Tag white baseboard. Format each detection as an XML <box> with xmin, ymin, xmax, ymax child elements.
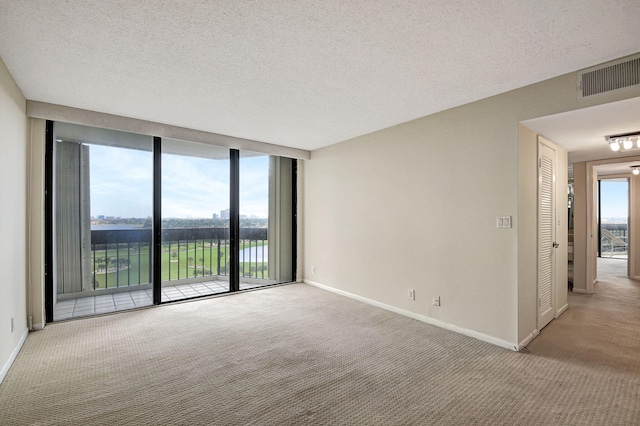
<box><xmin>0</xmin><ymin>328</ymin><xmax>29</xmax><ymax>384</ymax></box>
<box><xmin>518</xmin><ymin>329</ymin><xmax>539</xmax><ymax>350</ymax></box>
<box><xmin>304</xmin><ymin>279</ymin><xmax>520</xmax><ymax>352</ymax></box>
<box><xmin>31</xmin><ymin>322</ymin><xmax>44</xmax><ymax>331</ymax></box>
<box><xmin>572</xmin><ymin>288</ymin><xmax>587</xmax><ymax>293</ymax></box>
<box><xmin>557</xmin><ymin>303</ymin><xmax>569</xmax><ymax>316</ymax></box>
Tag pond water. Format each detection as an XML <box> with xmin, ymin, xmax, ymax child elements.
<box><xmin>239</xmin><ymin>245</ymin><xmax>268</xmax><ymax>262</ymax></box>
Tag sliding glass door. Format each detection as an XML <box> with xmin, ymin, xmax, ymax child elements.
<box><xmin>240</xmin><ymin>152</ymin><xmax>295</xmax><ymax>288</ymax></box>
<box><xmin>52</xmin><ymin>123</ymin><xmax>153</xmax><ymax>320</ymax></box>
<box><xmin>161</xmin><ymin>139</ymin><xmax>231</xmax><ymax>302</ymax></box>
<box><xmin>47</xmin><ymin>121</ymin><xmax>296</xmax><ymax>321</ymax></box>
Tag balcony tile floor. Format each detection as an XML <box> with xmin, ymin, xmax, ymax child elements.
<box><xmin>54</xmin><ymin>280</ymin><xmax>266</xmax><ymax>321</ymax></box>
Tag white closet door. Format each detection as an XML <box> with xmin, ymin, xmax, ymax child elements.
<box><xmin>538</xmin><ymin>140</ymin><xmax>556</xmax><ymax>330</ymax></box>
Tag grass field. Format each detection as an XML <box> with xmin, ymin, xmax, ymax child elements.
<box><xmin>91</xmin><ymin>241</ymin><xmax>267</xmax><ymax>289</ymax></box>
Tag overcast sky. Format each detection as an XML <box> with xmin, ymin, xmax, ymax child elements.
<box><xmin>89</xmin><ymin>145</ymin><xmax>269</xmax><ymax>219</ymax></box>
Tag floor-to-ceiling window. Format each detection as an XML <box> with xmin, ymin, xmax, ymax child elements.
<box><xmin>160</xmin><ymin>139</ymin><xmax>231</xmax><ymax>302</ymax></box>
<box><xmin>52</xmin><ymin>123</ymin><xmax>154</xmax><ymax>320</ymax></box>
<box><xmin>598</xmin><ymin>178</ymin><xmax>629</xmax><ymax>263</ymax></box>
<box><xmin>47</xmin><ymin>122</ymin><xmax>296</xmax><ymax>321</ymax></box>
<box><xmin>239</xmin><ymin>152</ymin><xmax>295</xmax><ymax>287</ymax></box>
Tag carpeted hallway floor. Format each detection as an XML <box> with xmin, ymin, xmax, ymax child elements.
<box><xmin>528</xmin><ymin>257</ymin><xmax>640</xmax><ymax>374</ymax></box>
<box><xmin>1</xmin><ymin>260</ymin><xmax>639</xmax><ymax>425</ymax></box>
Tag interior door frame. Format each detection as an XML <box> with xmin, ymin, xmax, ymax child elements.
<box><xmin>597</xmin><ymin>175</ymin><xmax>631</xmax><ymax>277</ymax></box>
<box><xmin>577</xmin><ymin>157</ymin><xmax>640</xmax><ymax>292</ymax></box>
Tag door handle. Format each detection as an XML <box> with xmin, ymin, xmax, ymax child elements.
<box><xmin>553</xmin><ymin>242</ymin><xmax>559</xmax><ymax>248</ymax></box>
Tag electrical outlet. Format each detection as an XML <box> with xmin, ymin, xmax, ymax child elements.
<box><xmin>433</xmin><ymin>295</ymin><xmax>440</xmax><ymax>307</ymax></box>
<box><xmin>11</xmin><ymin>317</ymin><xmax>15</xmax><ymax>333</ymax></box>
<box><xmin>312</xmin><ymin>266</ymin><xmax>316</xmax><ymax>274</ymax></box>
<box><xmin>407</xmin><ymin>289</ymin><xmax>415</xmax><ymax>300</ymax></box>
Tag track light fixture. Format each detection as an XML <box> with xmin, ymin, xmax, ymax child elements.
<box><xmin>607</xmin><ymin>131</ymin><xmax>640</xmax><ymax>152</ymax></box>
<box><xmin>624</xmin><ymin>138</ymin><xmax>634</xmax><ymax>150</ymax></box>
<box><xmin>632</xmin><ymin>165</ymin><xmax>640</xmax><ymax>175</ymax></box>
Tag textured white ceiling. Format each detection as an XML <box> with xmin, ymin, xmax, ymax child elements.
<box><xmin>1</xmin><ymin>1</ymin><xmax>640</xmax><ymax>151</ymax></box>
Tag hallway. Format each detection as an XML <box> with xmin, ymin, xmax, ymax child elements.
<box><xmin>528</xmin><ymin>257</ymin><xmax>640</xmax><ymax>373</ymax></box>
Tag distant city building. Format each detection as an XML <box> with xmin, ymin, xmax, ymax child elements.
<box><xmin>221</xmin><ymin>209</ymin><xmax>229</xmax><ymax>219</ymax></box>
<box><xmin>97</xmin><ymin>215</ymin><xmax>105</xmax><ymax>220</ymax></box>
<box><xmin>212</xmin><ymin>213</ymin><xmax>218</xmax><ymax>219</ymax></box>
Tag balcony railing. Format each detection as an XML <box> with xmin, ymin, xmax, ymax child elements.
<box><xmin>86</xmin><ymin>227</ymin><xmax>268</xmax><ymax>293</ymax></box>
<box><xmin>600</xmin><ymin>223</ymin><xmax>628</xmax><ymax>258</ymax></box>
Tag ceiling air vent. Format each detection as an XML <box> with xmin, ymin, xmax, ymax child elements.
<box><xmin>578</xmin><ymin>54</ymin><xmax>640</xmax><ymax>100</ymax></box>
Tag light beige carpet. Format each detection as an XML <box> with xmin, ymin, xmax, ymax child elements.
<box><xmin>1</xmin><ymin>274</ymin><xmax>639</xmax><ymax>425</ymax></box>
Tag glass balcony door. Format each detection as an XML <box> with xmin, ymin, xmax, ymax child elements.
<box><xmin>160</xmin><ymin>139</ymin><xmax>231</xmax><ymax>302</ymax></box>
<box><xmin>47</xmin><ymin>122</ymin><xmax>296</xmax><ymax>321</ymax></box>
<box><xmin>239</xmin><ymin>152</ymin><xmax>295</xmax><ymax>288</ymax></box>
<box><xmin>52</xmin><ymin>123</ymin><xmax>153</xmax><ymax>320</ymax></box>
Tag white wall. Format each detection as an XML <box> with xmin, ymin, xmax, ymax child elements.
<box><xmin>517</xmin><ymin>125</ymin><xmax>539</xmax><ymax>343</ymax></box>
<box><xmin>573</xmin><ymin>162</ymin><xmax>588</xmax><ymax>292</ymax></box>
<box><xmin>0</xmin><ymin>56</ymin><xmax>28</xmax><ymax>382</ymax></box>
<box><xmin>305</xmin><ymin>102</ymin><xmax>520</xmax><ymax>347</ymax></box>
<box><xmin>304</xmin><ymin>58</ymin><xmax>640</xmax><ymax>349</ymax></box>
<box><xmin>556</xmin><ymin>147</ymin><xmax>569</xmax><ymax>315</ymax></box>
<box><xmin>28</xmin><ymin>118</ymin><xmax>46</xmax><ymax>330</ymax></box>
<box><xmin>631</xmin><ymin>173</ymin><xmax>640</xmax><ymax>279</ymax></box>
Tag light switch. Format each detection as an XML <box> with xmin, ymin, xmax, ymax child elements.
<box><xmin>496</xmin><ymin>216</ymin><xmax>512</xmax><ymax>228</ymax></box>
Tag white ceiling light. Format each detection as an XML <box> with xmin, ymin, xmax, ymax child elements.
<box><xmin>607</xmin><ymin>132</ymin><xmax>640</xmax><ymax>152</ymax></box>
<box><xmin>631</xmin><ymin>165</ymin><xmax>640</xmax><ymax>175</ymax></box>
<box><xmin>609</xmin><ymin>139</ymin><xmax>621</xmax><ymax>151</ymax></box>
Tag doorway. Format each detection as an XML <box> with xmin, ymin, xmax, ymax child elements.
<box><xmin>598</xmin><ymin>178</ymin><xmax>629</xmax><ymax>279</ymax></box>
